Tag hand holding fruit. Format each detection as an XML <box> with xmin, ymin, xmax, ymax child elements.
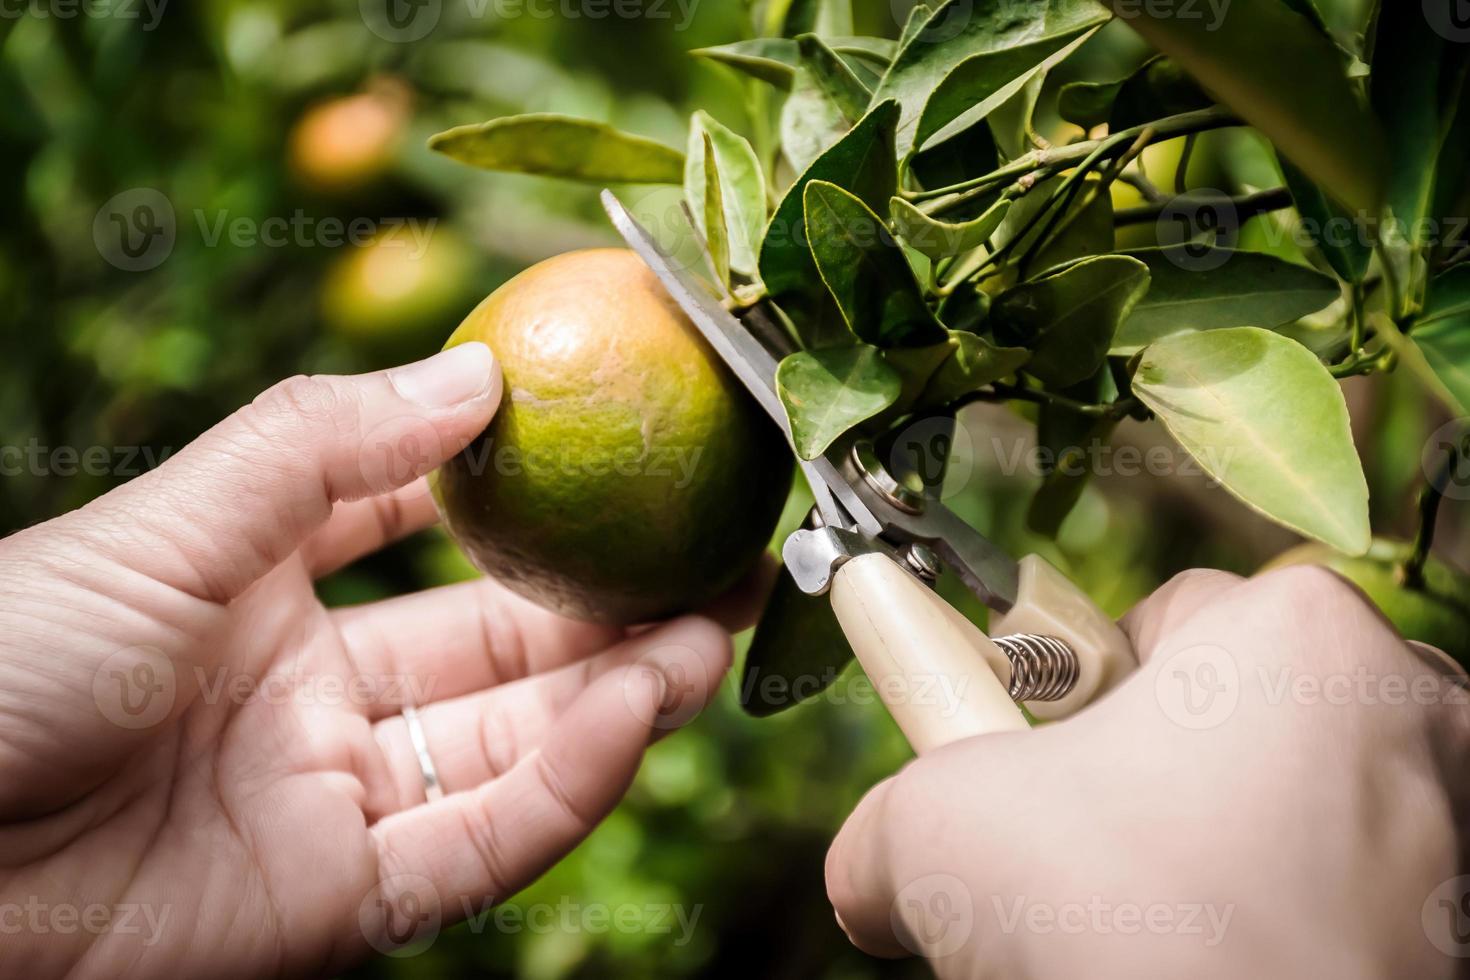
<box><xmin>0</xmin><ymin>343</ymin><xmax>766</xmax><ymax>977</ymax></box>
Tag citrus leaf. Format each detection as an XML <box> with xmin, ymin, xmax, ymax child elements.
<box><xmin>1413</xmin><ymin>266</ymin><xmax>1470</xmax><ymax>415</ymax></box>
<box><xmin>781</xmin><ymin>67</ymin><xmax>853</xmax><ymax>174</ymax></box>
<box><xmin>1028</xmin><ymin>371</ymin><xmax>1120</xmax><ymax>538</ymax></box>
<box><xmin>1102</xmin><ymin>0</ymin><xmax>1385</xmax><ymax>213</ymax></box>
<box><xmin>1133</xmin><ymin>326</ymin><xmax>1371</xmax><ymax>555</ymax></box>
<box><xmin>741</xmin><ymin>564</ymin><xmax>853</xmax><ymax>717</ymax></box>
<box><xmin>890</xmin><ymin>195</ymin><xmax>1011</xmax><ymax>260</ymax></box>
<box><xmin>796</xmin><ymin>34</ymin><xmax>871</xmax><ymax>123</ymax></box>
<box><xmin>685</xmin><ymin>111</ymin><xmax>766</xmax><ymax>278</ymax></box>
<box><xmin>909</xmin><ymin>114</ymin><xmax>999</xmax><ymax>192</ymax></box>
<box><xmin>1059</xmin><ymin>55</ymin><xmax>1211</xmax><ymax>131</ymax></box>
<box><xmin>804</xmin><ymin>181</ymin><xmax>946</xmax><ymax>348</ymax></box>
<box><xmin>699</xmin><ymin>133</ymin><xmax>731</xmax><ymax>286</ymax></box>
<box><xmin>1369</xmin><ymin>3</ymin><xmax>1470</xmax><ymax>250</ymax></box>
<box><xmin>776</xmin><ymin>346</ymin><xmax>902</xmax><ymax>460</ymax></box>
<box><xmin>1057</xmin><ymin>77</ymin><xmax>1124</xmax><ymax>131</ymax></box>
<box><xmin>760</xmin><ymin>100</ymin><xmax>899</xmax><ymax>313</ymax></box>
<box><xmin>1278</xmin><ymin>155</ymin><xmax>1372</xmax><ymax>284</ymax></box>
<box><xmin>993</xmin><ymin>255</ymin><xmax>1151</xmax><ymax>388</ymax></box>
<box><xmin>428</xmin><ymin>114</ymin><xmax>684</xmax><ymax>184</ymax></box>
<box><xmin>691</xmin><ymin>37</ymin><xmax>896</xmax><ymax>91</ymax></box>
<box><xmin>1111</xmin><ymin>246</ymin><xmax>1341</xmax><ymax>355</ymax></box>
<box><xmin>918</xmin><ymin>330</ymin><xmax>1030</xmax><ymax>410</ymax></box>
<box><xmin>873</xmin><ymin>0</ymin><xmax>1110</xmax><ymax>158</ymax></box>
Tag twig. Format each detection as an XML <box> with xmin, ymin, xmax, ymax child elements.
<box><xmin>1402</xmin><ymin>443</ymin><xmax>1458</xmax><ymax>590</ymax></box>
<box><xmin>1113</xmin><ymin>186</ymin><xmax>1294</xmax><ymax>227</ymax></box>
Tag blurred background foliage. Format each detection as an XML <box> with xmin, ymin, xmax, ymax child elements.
<box><xmin>0</xmin><ymin>0</ymin><xmax>1460</xmax><ymax>977</ymax></box>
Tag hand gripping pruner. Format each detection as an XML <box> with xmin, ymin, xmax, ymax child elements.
<box><xmin>602</xmin><ymin>191</ymin><xmax>1138</xmax><ymax>753</ymax></box>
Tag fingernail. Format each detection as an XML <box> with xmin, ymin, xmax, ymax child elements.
<box><xmin>389</xmin><ymin>343</ymin><xmax>496</xmax><ymax>408</ymax></box>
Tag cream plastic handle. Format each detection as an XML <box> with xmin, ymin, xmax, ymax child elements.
<box><xmin>830</xmin><ymin>553</ymin><xmax>1029</xmax><ymax>754</ymax></box>
<box><xmin>993</xmin><ymin>555</ymin><xmax>1137</xmax><ymax>722</ymax></box>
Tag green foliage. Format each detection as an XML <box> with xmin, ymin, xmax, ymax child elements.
<box><xmin>740</xmin><ymin>566</ymin><xmax>854</xmax><ymax>716</ymax></box>
<box><xmin>428</xmin><ymin>115</ymin><xmax>685</xmax><ymax>184</ymax></box>
<box><xmin>1134</xmin><ymin>328</ymin><xmax>1371</xmax><ymax>555</ymax></box>
<box><xmin>416</xmin><ymin>0</ymin><xmax>1462</xmax><ymax>716</ymax></box>
<box><xmin>1111</xmin><ymin>247</ymin><xmax>1341</xmax><ymax>354</ymax></box>
<box><xmin>775</xmin><ymin>346</ymin><xmax>901</xmax><ymax>460</ymax></box>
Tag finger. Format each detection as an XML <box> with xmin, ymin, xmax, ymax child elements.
<box><xmin>366</xmin><ymin>618</ymin><xmax>729</xmax><ymax>915</ymax></box>
<box><xmin>369</xmin><ymin>617</ymin><xmax>731</xmax><ymax>813</ymax></box>
<box><xmin>334</xmin><ymin>576</ymin><xmax>625</xmax><ymax>718</ymax></box>
<box><xmin>825</xmin><ymin>776</ymin><xmax>912</xmax><ymax>959</ymax></box>
<box><xmin>301</xmin><ymin>479</ymin><xmax>441</xmax><ymax>578</ymax></box>
<box><xmin>83</xmin><ymin>343</ymin><xmax>501</xmax><ymax>602</ymax></box>
<box><xmin>1120</xmin><ymin>568</ymin><xmax>1243</xmax><ymax>665</ymax></box>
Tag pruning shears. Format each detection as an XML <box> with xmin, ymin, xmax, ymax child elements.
<box><xmin>602</xmin><ymin>191</ymin><xmax>1137</xmax><ymax>753</ymax></box>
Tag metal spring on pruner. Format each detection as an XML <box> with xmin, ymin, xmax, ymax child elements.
<box><xmin>992</xmin><ymin>634</ymin><xmax>1079</xmax><ymax>702</ymax></box>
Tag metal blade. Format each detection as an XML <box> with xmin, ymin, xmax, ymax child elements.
<box><xmin>601</xmin><ymin>190</ymin><xmax>881</xmax><ymax>538</ymax></box>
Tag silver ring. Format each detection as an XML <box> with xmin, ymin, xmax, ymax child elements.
<box><xmin>401</xmin><ymin>704</ymin><xmax>444</xmax><ymax>802</ymax></box>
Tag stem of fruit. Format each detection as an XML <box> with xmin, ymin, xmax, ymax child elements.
<box><xmin>910</xmin><ymin>107</ymin><xmax>1239</xmax><ymax>216</ymax></box>
<box><xmin>1402</xmin><ymin>445</ymin><xmax>1456</xmax><ymax>591</ymax></box>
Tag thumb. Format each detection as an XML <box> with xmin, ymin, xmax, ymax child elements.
<box><xmin>87</xmin><ymin>342</ymin><xmax>500</xmax><ymax>601</ymax></box>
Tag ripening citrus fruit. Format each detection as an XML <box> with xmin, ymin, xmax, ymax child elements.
<box><xmin>1263</xmin><ymin>538</ymin><xmax>1470</xmax><ymax>666</ymax></box>
<box><xmin>288</xmin><ymin>80</ymin><xmax>409</xmax><ymax>192</ymax></box>
<box><xmin>433</xmin><ymin>249</ymin><xmax>791</xmax><ymax>624</ymax></box>
<box><xmin>322</xmin><ymin>225</ymin><xmax>474</xmax><ymax>347</ymax></box>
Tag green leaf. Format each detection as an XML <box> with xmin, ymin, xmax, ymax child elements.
<box><xmin>890</xmin><ymin>195</ymin><xmax>1011</xmax><ymax>261</ymax></box>
<box><xmin>1058</xmin><ymin>56</ymin><xmax>1211</xmax><ymax>132</ymax></box>
<box><xmin>776</xmin><ymin>346</ymin><xmax>903</xmax><ymax>459</ymax></box>
<box><xmin>691</xmin><ymin>37</ymin><xmax>897</xmax><ymax>91</ymax></box>
<box><xmin>781</xmin><ymin>70</ymin><xmax>852</xmax><ymax>175</ymax></box>
<box><xmin>740</xmin><ymin>565</ymin><xmax>853</xmax><ymax>717</ymax></box>
<box><xmin>1028</xmin><ymin>371</ymin><xmax>1119</xmax><ymax>537</ymax></box>
<box><xmin>760</xmin><ymin>100</ymin><xmax>900</xmax><ymax>316</ymax></box>
<box><xmin>1413</xmin><ymin>266</ymin><xmax>1470</xmax><ymax>415</ymax></box>
<box><xmin>804</xmin><ymin>181</ymin><xmax>946</xmax><ymax>348</ymax></box>
<box><xmin>1022</xmin><ymin>178</ymin><xmax>1114</xmax><ymax>278</ymax></box>
<box><xmin>1112</xmin><ymin>247</ymin><xmax>1341</xmax><ymax>355</ymax></box>
<box><xmin>1278</xmin><ymin>155</ymin><xmax>1372</xmax><ymax>284</ymax></box>
<box><xmin>918</xmin><ymin>330</ymin><xmax>1030</xmax><ymax>409</ymax></box>
<box><xmin>685</xmin><ymin>111</ymin><xmax>767</xmax><ymax>278</ymax></box>
<box><xmin>1369</xmin><ymin>4</ymin><xmax>1469</xmax><ymax>250</ymax></box>
<box><xmin>993</xmin><ymin>255</ymin><xmax>1150</xmax><ymax>388</ymax></box>
<box><xmin>1133</xmin><ymin>327</ymin><xmax>1371</xmax><ymax>554</ymax></box>
<box><xmin>699</xmin><ymin>133</ymin><xmax>731</xmax><ymax>286</ymax></box>
<box><xmin>872</xmin><ymin>0</ymin><xmax>1110</xmax><ymax>158</ymax></box>
<box><xmin>908</xmin><ymin>114</ymin><xmax>999</xmax><ymax>192</ymax></box>
<box><xmin>987</xmin><ymin>69</ymin><xmax>1047</xmax><ymax>161</ymax></box>
<box><xmin>1102</xmin><ymin>0</ymin><xmax>1385</xmax><ymax>213</ymax></box>
<box><xmin>796</xmin><ymin>34</ymin><xmax>871</xmax><ymax>123</ymax></box>
<box><xmin>428</xmin><ymin>114</ymin><xmax>684</xmax><ymax>184</ymax></box>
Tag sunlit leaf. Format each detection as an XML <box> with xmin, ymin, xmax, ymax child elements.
<box><xmin>1112</xmin><ymin>246</ymin><xmax>1340</xmax><ymax>355</ymax></box>
<box><xmin>918</xmin><ymin>330</ymin><xmax>1030</xmax><ymax>409</ymax></box>
<box><xmin>700</xmin><ymin>133</ymin><xmax>730</xmax><ymax>286</ymax></box>
<box><xmin>873</xmin><ymin>0</ymin><xmax>1109</xmax><ymax>158</ymax></box>
<box><xmin>1133</xmin><ymin>327</ymin><xmax>1370</xmax><ymax>554</ymax></box>
<box><xmin>685</xmin><ymin>111</ymin><xmax>766</xmax><ymax>278</ymax></box>
<box><xmin>691</xmin><ymin>37</ymin><xmax>896</xmax><ymax>91</ymax></box>
<box><xmin>804</xmin><ymin>181</ymin><xmax>946</xmax><ymax>348</ymax></box>
<box><xmin>761</xmin><ymin>100</ymin><xmax>900</xmax><ymax>327</ymax></box>
<box><xmin>993</xmin><ymin>255</ymin><xmax>1150</xmax><ymax>388</ymax></box>
<box><xmin>890</xmin><ymin>195</ymin><xmax>1010</xmax><ymax>260</ymax></box>
<box><xmin>796</xmin><ymin>34</ymin><xmax>871</xmax><ymax>123</ymax></box>
<box><xmin>777</xmin><ymin>346</ymin><xmax>902</xmax><ymax>459</ymax></box>
<box><xmin>428</xmin><ymin>114</ymin><xmax>684</xmax><ymax>183</ymax></box>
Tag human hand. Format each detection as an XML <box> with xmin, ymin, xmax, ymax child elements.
<box><xmin>0</xmin><ymin>343</ymin><xmax>758</xmax><ymax>978</ymax></box>
<box><xmin>827</xmin><ymin>567</ymin><xmax>1470</xmax><ymax>979</ymax></box>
